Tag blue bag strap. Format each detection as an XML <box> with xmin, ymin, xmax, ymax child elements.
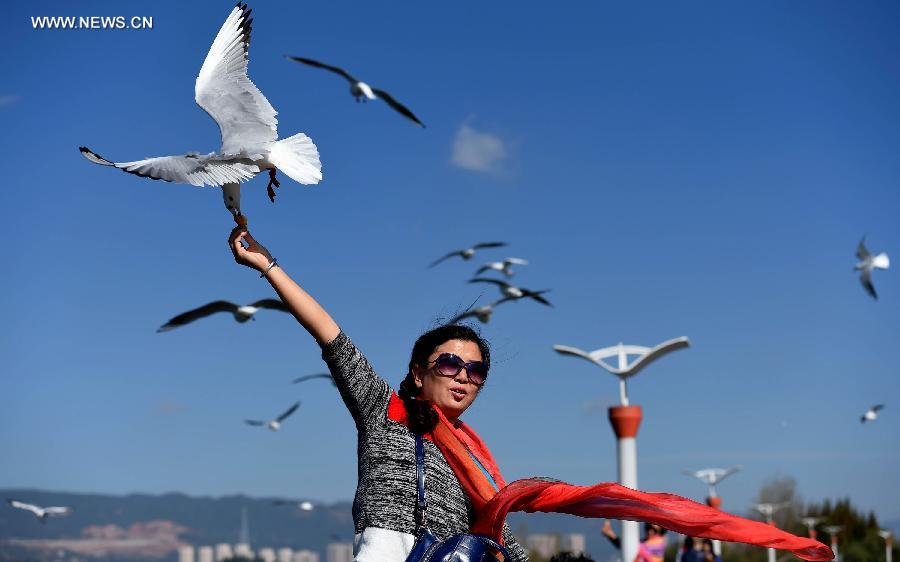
<box><xmin>414</xmin><ymin>433</ymin><xmax>428</xmax><ymax>529</ymax></box>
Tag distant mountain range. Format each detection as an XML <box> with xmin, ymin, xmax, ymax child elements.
<box><xmin>0</xmin><ymin>489</ymin><xmax>618</xmax><ymax>561</ymax></box>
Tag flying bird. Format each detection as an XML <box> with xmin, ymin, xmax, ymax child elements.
<box><xmin>245</xmin><ymin>402</ymin><xmax>300</xmax><ymax>431</ymax></box>
<box><xmin>429</xmin><ymin>242</ymin><xmax>508</xmax><ymax>268</ymax></box>
<box><xmin>468</xmin><ymin>278</ymin><xmax>552</xmax><ymax>306</ymax></box>
<box><xmin>286</xmin><ymin>56</ymin><xmax>425</xmax><ymax>127</ymax></box>
<box><xmin>860</xmin><ymin>404</ymin><xmax>884</xmax><ymax>423</ymax></box>
<box><xmin>291</xmin><ymin>373</ymin><xmax>336</xmax><ymax>387</ymax></box>
<box><xmin>158</xmin><ymin>299</ymin><xmax>289</xmax><ymax>332</ymax></box>
<box><xmin>855</xmin><ymin>238</ymin><xmax>890</xmax><ymax>299</ymax></box>
<box><xmin>80</xmin><ymin>3</ymin><xmax>322</xmax><ymax>224</ymax></box>
<box><xmin>449</xmin><ymin>298</ymin><xmax>515</xmax><ymax>324</ymax></box>
<box><xmin>475</xmin><ymin>258</ymin><xmax>528</xmax><ymax>278</ymax></box>
<box><xmin>6</xmin><ymin>499</ymin><xmax>73</xmax><ymax>523</ymax></box>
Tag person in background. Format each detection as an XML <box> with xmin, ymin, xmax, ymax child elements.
<box><xmin>681</xmin><ymin>537</ymin><xmax>703</xmax><ymax>562</ymax></box>
<box><xmin>701</xmin><ymin>539</ymin><xmax>722</xmax><ymax>562</ymax></box>
<box><xmin>600</xmin><ymin>521</ymin><xmax>667</xmax><ymax>562</ymax></box>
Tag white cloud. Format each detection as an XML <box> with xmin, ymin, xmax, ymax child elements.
<box><xmin>451</xmin><ymin>123</ymin><xmax>507</xmax><ymax>174</ymax></box>
<box><xmin>0</xmin><ymin>95</ymin><xmax>20</xmax><ymax>107</ymax></box>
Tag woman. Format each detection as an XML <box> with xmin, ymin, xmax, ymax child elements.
<box><xmin>635</xmin><ymin>524</ymin><xmax>666</xmax><ymax>562</ymax></box>
<box><xmin>228</xmin><ymin>227</ymin><xmax>530</xmax><ymax>562</ymax></box>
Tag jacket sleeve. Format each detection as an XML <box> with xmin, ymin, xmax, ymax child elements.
<box><xmin>320</xmin><ymin>331</ymin><xmax>392</xmax><ymax>431</ymax></box>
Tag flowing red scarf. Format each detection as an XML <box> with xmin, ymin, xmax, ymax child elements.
<box><xmin>387</xmin><ymin>393</ymin><xmax>832</xmax><ymax>561</ymax></box>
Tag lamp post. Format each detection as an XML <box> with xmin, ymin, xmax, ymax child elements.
<box><xmin>878</xmin><ymin>530</ymin><xmax>893</xmax><ymax>562</ymax></box>
<box><xmin>822</xmin><ymin>525</ymin><xmax>843</xmax><ymax>562</ymax></box>
<box><xmin>801</xmin><ymin>517</ymin><xmax>821</xmax><ymax>541</ymax></box>
<box><xmin>554</xmin><ymin>337</ymin><xmax>690</xmax><ymax>562</ymax></box>
<box><xmin>754</xmin><ymin>503</ymin><xmax>789</xmax><ymax>562</ymax></box>
<box><xmin>684</xmin><ymin>467</ymin><xmax>741</xmax><ymax>556</ymax></box>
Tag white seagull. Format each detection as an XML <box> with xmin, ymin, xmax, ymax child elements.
<box><xmin>855</xmin><ymin>237</ymin><xmax>890</xmax><ymax>300</ymax></box>
<box><xmin>860</xmin><ymin>404</ymin><xmax>884</xmax><ymax>423</ymax></box>
<box><xmin>6</xmin><ymin>499</ymin><xmax>73</xmax><ymax>523</ymax></box>
<box><xmin>429</xmin><ymin>242</ymin><xmax>508</xmax><ymax>268</ymax></box>
<box><xmin>468</xmin><ymin>278</ymin><xmax>552</xmax><ymax>306</ymax></box>
<box><xmin>158</xmin><ymin>299</ymin><xmax>289</xmax><ymax>332</ymax></box>
<box><xmin>475</xmin><ymin>258</ymin><xmax>528</xmax><ymax>278</ymax></box>
<box><xmin>286</xmin><ymin>56</ymin><xmax>425</xmax><ymax>127</ymax></box>
<box><xmin>245</xmin><ymin>402</ymin><xmax>300</xmax><ymax>431</ymax></box>
<box><xmin>80</xmin><ymin>3</ymin><xmax>322</xmax><ymax>223</ymax></box>
<box><xmin>449</xmin><ymin>298</ymin><xmax>515</xmax><ymax>324</ymax></box>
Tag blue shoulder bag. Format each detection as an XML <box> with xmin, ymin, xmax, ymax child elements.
<box><xmin>404</xmin><ymin>434</ymin><xmax>511</xmax><ymax>562</ymax></box>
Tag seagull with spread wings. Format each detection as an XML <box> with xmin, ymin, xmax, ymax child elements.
<box><xmin>428</xmin><ymin>242</ymin><xmax>508</xmax><ymax>268</ymax></box>
<box><xmin>80</xmin><ymin>3</ymin><xmax>322</xmax><ymax>224</ymax></box>
<box><xmin>468</xmin><ymin>278</ymin><xmax>552</xmax><ymax>306</ymax></box>
<box><xmin>245</xmin><ymin>402</ymin><xmax>300</xmax><ymax>431</ymax></box>
<box><xmin>6</xmin><ymin>499</ymin><xmax>73</xmax><ymax>523</ymax></box>
<box><xmin>855</xmin><ymin>238</ymin><xmax>890</xmax><ymax>300</ymax></box>
<box><xmin>449</xmin><ymin>298</ymin><xmax>516</xmax><ymax>325</ymax></box>
<box><xmin>475</xmin><ymin>258</ymin><xmax>528</xmax><ymax>278</ymax></box>
<box><xmin>861</xmin><ymin>404</ymin><xmax>884</xmax><ymax>423</ymax></box>
<box><xmin>286</xmin><ymin>56</ymin><xmax>425</xmax><ymax>127</ymax></box>
<box><xmin>157</xmin><ymin>299</ymin><xmax>288</xmax><ymax>332</ymax></box>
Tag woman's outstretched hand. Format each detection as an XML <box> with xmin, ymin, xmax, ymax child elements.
<box><xmin>229</xmin><ymin>226</ymin><xmax>273</xmax><ymax>273</ymax></box>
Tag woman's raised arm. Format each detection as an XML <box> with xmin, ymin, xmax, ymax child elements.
<box><xmin>228</xmin><ymin>226</ymin><xmax>340</xmax><ymax>345</ymax></box>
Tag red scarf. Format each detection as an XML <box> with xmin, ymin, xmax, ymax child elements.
<box><xmin>387</xmin><ymin>393</ymin><xmax>832</xmax><ymax>561</ymax></box>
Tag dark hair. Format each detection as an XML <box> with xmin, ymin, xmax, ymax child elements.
<box><xmin>645</xmin><ymin>523</ymin><xmax>667</xmax><ymax>536</ymax></box>
<box><xmin>398</xmin><ymin>324</ymin><xmax>491</xmax><ymax>435</ymax></box>
<box><xmin>684</xmin><ymin>537</ymin><xmax>695</xmax><ymax>550</ymax></box>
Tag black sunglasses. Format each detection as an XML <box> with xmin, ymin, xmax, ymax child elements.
<box><xmin>427</xmin><ymin>353</ymin><xmax>488</xmax><ymax>386</ymax></box>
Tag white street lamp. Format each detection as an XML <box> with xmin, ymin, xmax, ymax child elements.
<box><xmin>801</xmin><ymin>517</ymin><xmax>821</xmax><ymax>541</ymax></box>
<box><xmin>684</xmin><ymin>467</ymin><xmax>741</xmax><ymax>555</ymax></box>
<box><xmin>878</xmin><ymin>530</ymin><xmax>893</xmax><ymax>562</ymax></box>
<box><xmin>822</xmin><ymin>525</ymin><xmax>843</xmax><ymax>562</ymax></box>
<box><xmin>554</xmin><ymin>336</ymin><xmax>690</xmax><ymax>562</ymax></box>
<box><xmin>755</xmin><ymin>503</ymin><xmax>790</xmax><ymax>562</ymax></box>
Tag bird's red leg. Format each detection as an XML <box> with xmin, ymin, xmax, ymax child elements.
<box><xmin>266</xmin><ymin>168</ymin><xmax>281</xmax><ymax>203</ymax></box>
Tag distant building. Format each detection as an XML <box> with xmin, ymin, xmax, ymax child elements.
<box><xmin>179</xmin><ymin>546</ymin><xmax>195</xmax><ymax>562</ymax></box>
<box><xmin>326</xmin><ymin>542</ymin><xmax>353</xmax><ymax>562</ymax></box>
<box><xmin>215</xmin><ymin>543</ymin><xmax>234</xmax><ymax>562</ymax></box>
<box><xmin>277</xmin><ymin>547</ymin><xmax>293</xmax><ymax>562</ymax></box>
<box><xmin>234</xmin><ymin>543</ymin><xmax>254</xmax><ymax>560</ymax></box>
<box><xmin>292</xmin><ymin>550</ymin><xmax>320</xmax><ymax>562</ymax></box>
<box><xmin>526</xmin><ymin>533</ymin><xmax>560</xmax><ymax>559</ymax></box>
<box><xmin>258</xmin><ymin>547</ymin><xmax>276</xmax><ymax>562</ymax></box>
<box><xmin>562</xmin><ymin>533</ymin><xmax>587</xmax><ymax>556</ymax></box>
<box><xmin>198</xmin><ymin>546</ymin><xmax>214</xmax><ymax>562</ymax></box>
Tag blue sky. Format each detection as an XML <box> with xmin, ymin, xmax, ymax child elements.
<box><xmin>2</xmin><ymin>0</ymin><xmax>899</xmax><ymax>527</ymax></box>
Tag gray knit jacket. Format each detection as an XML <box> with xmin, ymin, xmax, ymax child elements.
<box><xmin>321</xmin><ymin>331</ymin><xmax>529</xmax><ymax>561</ymax></box>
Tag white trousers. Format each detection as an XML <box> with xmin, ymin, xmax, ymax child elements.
<box><xmin>353</xmin><ymin>527</ymin><xmax>417</xmax><ymax>562</ymax></box>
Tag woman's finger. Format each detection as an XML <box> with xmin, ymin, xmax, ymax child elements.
<box><xmin>231</xmin><ymin>232</ymin><xmax>248</xmax><ymax>255</ymax></box>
